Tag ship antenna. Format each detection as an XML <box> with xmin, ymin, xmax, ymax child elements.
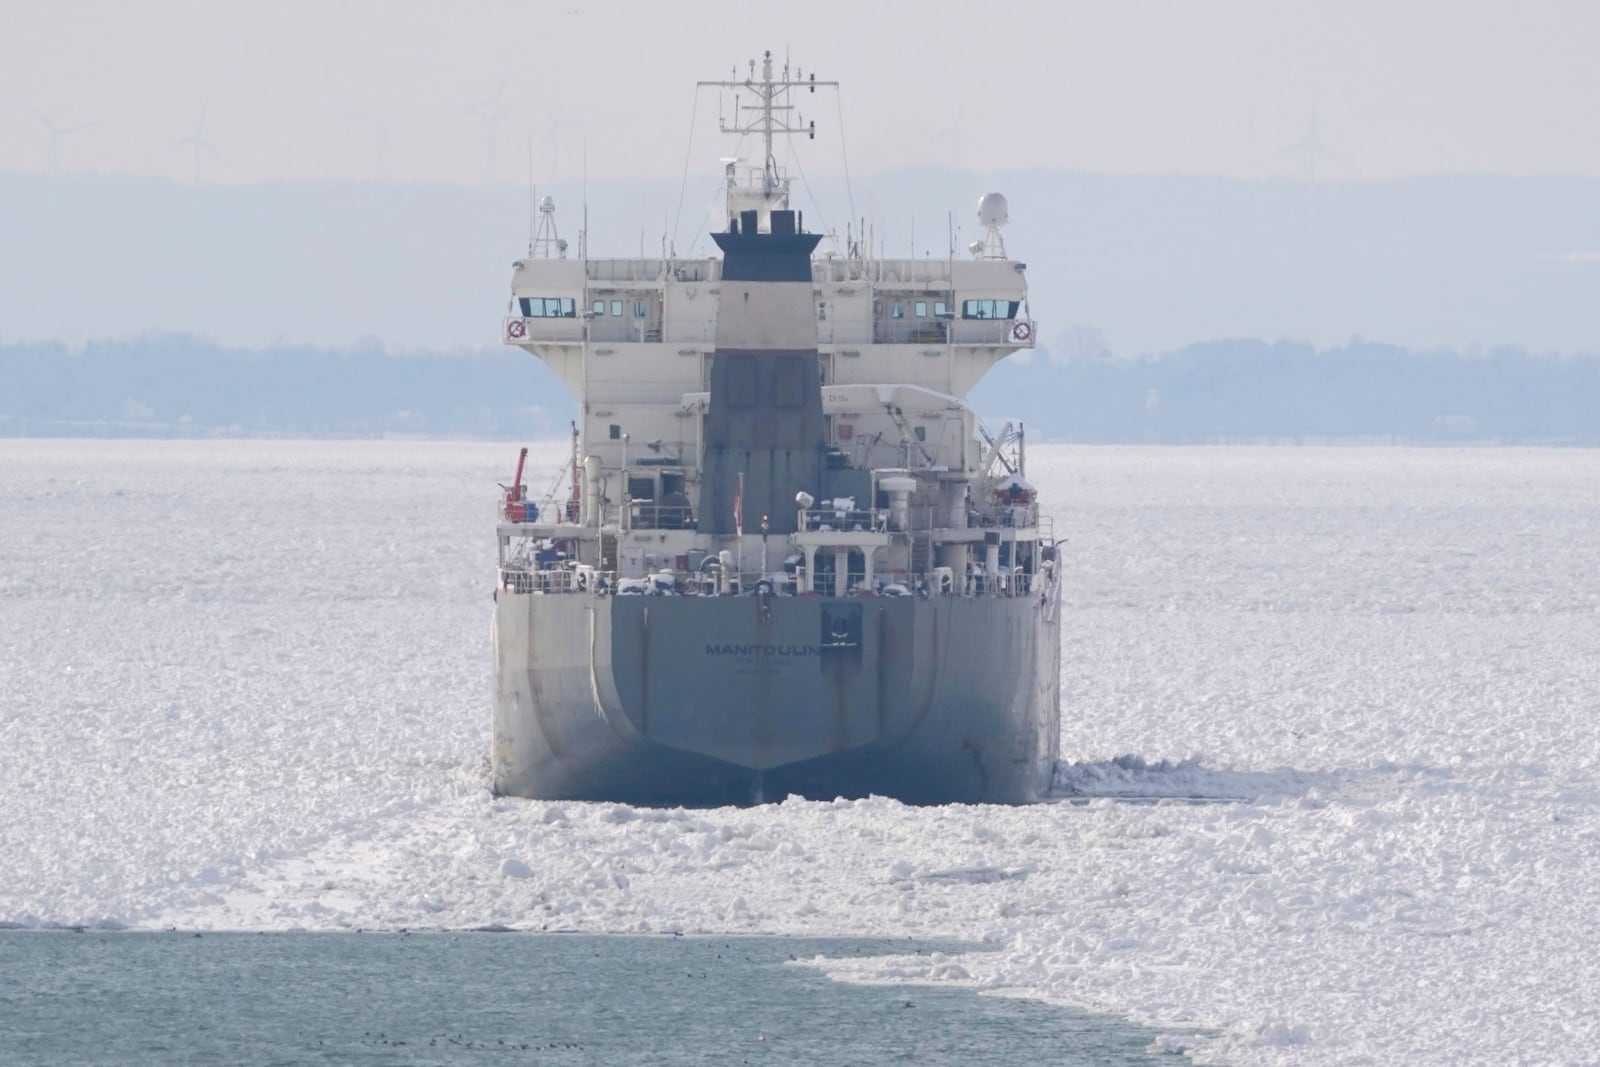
<box><xmin>761</xmin><ymin>51</ymin><xmax>777</xmax><ymax>194</ymax></box>
<box><xmin>700</xmin><ymin>52</ymin><xmax>837</xmax><ymax>228</ymax></box>
<box><xmin>833</xmin><ymin>90</ymin><xmax>858</xmax><ymax>228</ymax></box>
<box><xmin>534</xmin><ymin>134</ymin><xmax>547</xmax><ymax>257</ymax></box>
<box><xmin>671</xmin><ymin>84</ymin><xmax>703</xmax><ymax>253</ymax></box>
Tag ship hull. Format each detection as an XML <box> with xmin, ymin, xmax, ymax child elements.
<box><xmin>491</xmin><ymin>586</ymin><xmax>1060</xmax><ymax>806</ymax></box>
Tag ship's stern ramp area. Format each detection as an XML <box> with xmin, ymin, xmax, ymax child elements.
<box><xmin>492</xmin><ymin>593</ymin><xmax>1056</xmax><ymax>806</ymax></box>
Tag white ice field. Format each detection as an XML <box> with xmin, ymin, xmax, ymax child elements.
<box><xmin>3</xmin><ymin>440</ymin><xmax>1598</xmax><ymax>1066</ymax></box>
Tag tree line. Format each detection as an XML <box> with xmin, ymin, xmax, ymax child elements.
<box><xmin>4</xmin><ymin>333</ymin><xmax>1597</xmax><ymax>444</ymax></box>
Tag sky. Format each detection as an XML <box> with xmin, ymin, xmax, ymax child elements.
<box><xmin>5</xmin><ymin>0</ymin><xmax>1600</xmax><ymax>187</ymax></box>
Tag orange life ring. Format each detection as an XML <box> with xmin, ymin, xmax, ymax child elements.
<box><xmin>507</xmin><ymin>319</ymin><xmax>527</xmax><ymax>340</ymax></box>
<box><xmin>1011</xmin><ymin>321</ymin><xmax>1032</xmax><ymax>342</ymax></box>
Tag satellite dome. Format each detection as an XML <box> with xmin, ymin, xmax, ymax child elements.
<box><xmin>977</xmin><ymin>192</ymin><xmax>1009</xmax><ymax>227</ymax></box>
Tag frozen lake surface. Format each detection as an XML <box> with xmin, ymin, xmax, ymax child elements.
<box><xmin>4</xmin><ymin>440</ymin><xmax>1598</xmax><ymax>1065</ymax></box>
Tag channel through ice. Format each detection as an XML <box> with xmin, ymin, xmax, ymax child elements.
<box><xmin>3</xmin><ymin>440</ymin><xmax>1599</xmax><ymax>1066</ymax></box>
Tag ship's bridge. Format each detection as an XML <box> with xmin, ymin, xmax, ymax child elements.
<box><xmin>502</xmin><ymin>250</ymin><xmax>1033</xmax><ymax>499</ymax></box>
<box><xmin>504</xmin><ymin>255</ymin><xmax>1033</xmax><ymax>353</ymax></box>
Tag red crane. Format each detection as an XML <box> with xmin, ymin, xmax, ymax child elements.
<box><xmin>502</xmin><ymin>446</ymin><xmax>529</xmax><ymax>522</ymax></box>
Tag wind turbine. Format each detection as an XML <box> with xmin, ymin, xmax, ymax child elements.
<box><xmin>173</xmin><ymin>104</ymin><xmax>224</xmax><ymax>183</ymax></box>
<box><xmin>537</xmin><ymin>109</ymin><xmax>588</xmax><ymax>182</ymax></box>
<box><xmin>1283</xmin><ymin>105</ymin><xmax>1339</xmax><ymax>184</ymax></box>
<box><xmin>464</xmin><ymin>82</ymin><xmax>511</xmax><ymax>185</ymax></box>
<box><xmin>334</xmin><ymin>103</ymin><xmax>396</xmax><ymax>181</ymax></box>
<box><xmin>23</xmin><ymin>102</ymin><xmax>93</xmax><ymax>172</ymax></box>
<box><xmin>943</xmin><ymin>99</ymin><xmax>964</xmax><ymax>172</ymax></box>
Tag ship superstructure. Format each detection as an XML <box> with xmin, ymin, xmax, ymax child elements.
<box><xmin>492</xmin><ymin>54</ymin><xmax>1059</xmax><ymax>805</ymax></box>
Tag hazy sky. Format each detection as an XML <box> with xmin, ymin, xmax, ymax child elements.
<box><xmin>5</xmin><ymin>0</ymin><xmax>1600</xmax><ymax>186</ymax></box>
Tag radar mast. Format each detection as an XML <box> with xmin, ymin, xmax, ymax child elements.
<box><xmin>970</xmin><ymin>192</ymin><xmax>1010</xmax><ymax>260</ymax></box>
<box><xmin>531</xmin><ymin>195</ymin><xmax>568</xmax><ymax>259</ymax></box>
<box><xmin>700</xmin><ymin>51</ymin><xmax>837</xmax><ymax>232</ymax></box>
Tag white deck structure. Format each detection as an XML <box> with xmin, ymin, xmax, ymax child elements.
<box><xmin>497</xmin><ymin>56</ymin><xmax>1042</xmax><ymax>598</ymax></box>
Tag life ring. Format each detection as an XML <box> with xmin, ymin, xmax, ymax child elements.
<box><xmin>507</xmin><ymin>319</ymin><xmax>527</xmax><ymax>340</ymax></box>
<box><xmin>1011</xmin><ymin>321</ymin><xmax>1032</xmax><ymax>342</ymax></box>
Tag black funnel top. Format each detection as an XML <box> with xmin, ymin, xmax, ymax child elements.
<box><xmin>713</xmin><ymin>210</ymin><xmax>821</xmax><ymax>282</ymax></box>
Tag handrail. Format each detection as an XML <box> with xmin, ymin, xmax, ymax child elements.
<box><xmin>972</xmin><ymin>502</ymin><xmax>1039</xmax><ymax>529</ymax></box>
<box><xmin>498</xmin><ymin>562</ymin><xmax>1043</xmax><ymax>598</ymax></box>
<box><xmin>798</xmin><ymin>506</ymin><xmax>887</xmax><ymax>532</ymax></box>
<box><xmin>625</xmin><ymin>502</ymin><xmax>696</xmax><ymax>530</ymax></box>
<box><xmin>500</xmin><ymin>498</ymin><xmax>1043</xmax><ymax>536</ymax></box>
<box><xmin>499</xmin><ymin>498</ymin><xmax>582</xmax><ymax>525</ymax></box>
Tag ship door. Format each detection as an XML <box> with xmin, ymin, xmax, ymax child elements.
<box><xmin>628</xmin><ymin>474</ymin><xmax>657</xmax><ymax>528</ymax></box>
<box><xmin>821</xmin><ymin>603</ymin><xmax>862</xmax><ymax>649</ymax></box>
<box><xmin>659</xmin><ymin>472</ymin><xmax>690</xmax><ymax>529</ymax></box>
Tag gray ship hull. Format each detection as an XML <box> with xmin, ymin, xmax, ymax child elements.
<box><xmin>492</xmin><ymin>588</ymin><xmax>1061</xmax><ymax>806</ymax></box>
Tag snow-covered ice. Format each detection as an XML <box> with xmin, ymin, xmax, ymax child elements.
<box><xmin>4</xmin><ymin>440</ymin><xmax>1598</xmax><ymax>1066</ymax></box>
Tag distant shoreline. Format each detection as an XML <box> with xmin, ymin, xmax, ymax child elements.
<box><xmin>6</xmin><ymin>335</ymin><xmax>1598</xmax><ymax>446</ymax></box>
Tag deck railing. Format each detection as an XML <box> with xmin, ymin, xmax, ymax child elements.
<box><xmin>503</xmin><ymin>313</ymin><xmax>1035</xmax><ymax>349</ymax></box>
<box><xmin>501</xmin><ymin>498</ymin><xmax>1046</xmax><ymax>537</ymax></box>
<box><xmin>625</xmin><ymin>502</ymin><xmax>696</xmax><ymax>530</ymax></box>
<box><xmin>872</xmin><ymin>320</ymin><xmax>950</xmax><ymax>344</ymax></box>
<box><xmin>973</xmin><ymin>502</ymin><xmax>1039</xmax><ymax>529</ymax></box>
<box><xmin>585</xmin><ymin>318</ymin><xmax>662</xmax><ymax>343</ymax></box>
<box><xmin>499</xmin><ymin>563</ymin><xmax>1044</xmax><ymax>599</ymax></box>
<box><xmin>799</xmin><ymin>506</ymin><xmax>887</xmax><ymax>532</ymax></box>
<box><xmin>950</xmin><ymin>319</ymin><xmax>1036</xmax><ymax>346</ymax></box>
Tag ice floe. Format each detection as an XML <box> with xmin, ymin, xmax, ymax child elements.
<box><xmin>4</xmin><ymin>440</ymin><xmax>1599</xmax><ymax>1065</ymax></box>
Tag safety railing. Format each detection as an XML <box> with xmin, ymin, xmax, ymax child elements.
<box><xmin>499</xmin><ymin>566</ymin><xmax>591</xmax><ymax>595</ymax></box>
<box><xmin>950</xmin><ymin>319</ymin><xmax>1035</xmax><ymax>346</ymax></box>
<box><xmin>503</xmin><ymin>316</ymin><xmax>583</xmax><ymax>344</ymax></box>
<box><xmin>972</xmin><ymin>502</ymin><xmax>1040</xmax><ymax>529</ymax></box>
<box><xmin>499</xmin><ymin>562</ymin><xmax>1046</xmax><ymax>599</ymax></box>
<box><xmin>586</xmin><ymin>318</ymin><xmax>663</xmax><ymax>343</ymax></box>
<box><xmin>813</xmin><ymin>259</ymin><xmax>871</xmax><ymax>284</ymax></box>
<box><xmin>499</xmin><ymin>495</ymin><xmax>1052</xmax><ymax>554</ymax></box>
<box><xmin>793</xmin><ymin>567</ymin><xmax>1040</xmax><ymax>599</ymax></box>
<box><xmin>872</xmin><ymin>320</ymin><xmax>950</xmax><ymax>344</ymax></box>
<box><xmin>798</xmin><ymin>506</ymin><xmax>887</xmax><ymax>532</ymax></box>
<box><xmin>625</xmin><ymin>502</ymin><xmax>696</xmax><ymax>531</ymax></box>
<box><xmin>499</xmin><ymin>498</ymin><xmax>583</xmax><ymax>525</ymax></box>
<box><xmin>584</xmin><ymin>259</ymin><xmax>679</xmax><ymax>283</ymax></box>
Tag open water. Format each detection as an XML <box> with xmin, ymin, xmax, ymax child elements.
<box><xmin>0</xmin><ymin>932</ymin><xmax>1174</xmax><ymax>1065</ymax></box>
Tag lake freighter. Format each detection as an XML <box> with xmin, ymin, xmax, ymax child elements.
<box><xmin>492</xmin><ymin>54</ymin><xmax>1059</xmax><ymax>805</ymax></box>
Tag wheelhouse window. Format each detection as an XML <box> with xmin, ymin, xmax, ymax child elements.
<box><xmin>633</xmin><ymin>300</ymin><xmax>647</xmax><ymax>318</ymax></box>
<box><xmin>891</xmin><ymin>303</ymin><xmax>905</xmax><ymax>319</ymax></box>
<box><xmin>961</xmin><ymin>298</ymin><xmax>1019</xmax><ymax>320</ymax></box>
<box><xmin>914</xmin><ymin>301</ymin><xmax>928</xmax><ymax>317</ymax></box>
<box><xmin>519</xmin><ymin>296</ymin><xmax>577</xmax><ymax>318</ymax></box>
<box><xmin>610</xmin><ymin>299</ymin><xmax>624</xmax><ymax>317</ymax></box>
<box><xmin>592</xmin><ymin>299</ymin><xmax>606</xmax><ymax>315</ymax></box>
<box><xmin>934</xmin><ymin>301</ymin><xmax>949</xmax><ymax>317</ymax></box>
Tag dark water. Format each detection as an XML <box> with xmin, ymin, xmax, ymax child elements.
<box><xmin>0</xmin><ymin>932</ymin><xmax>1177</xmax><ymax>1065</ymax></box>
